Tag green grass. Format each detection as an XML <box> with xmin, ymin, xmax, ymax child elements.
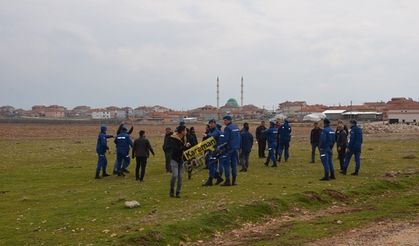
<box><xmin>0</xmin><ymin>135</ymin><xmax>418</xmax><ymax>245</ymax></box>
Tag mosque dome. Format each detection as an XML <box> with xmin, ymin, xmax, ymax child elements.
<box><xmin>225</xmin><ymin>98</ymin><xmax>239</xmax><ymax>107</ymax></box>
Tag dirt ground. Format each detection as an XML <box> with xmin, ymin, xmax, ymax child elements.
<box><xmin>306</xmin><ymin>219</ymin><xmax>419</xmax><ymax>246</ymax></box>
<box><xmin>0</xmin><ymin>122</ymin><xmax>313</xmax><ymax>140</ymax></box>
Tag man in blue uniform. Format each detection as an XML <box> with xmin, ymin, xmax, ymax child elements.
<box><xmin>341</xmin><ymin>120</ymin><xmax>363</xmax><ymax>176</ymax></box>
<box><xmin>95</xmin><ymin>125</ymin><xmax>114</xmax><ymax>179</ymax></box>
<box><xmin>220</xmin><ymin>115</ymin><xmax>241</xmax><ymax>186</ymax></box>
<box><xmin>114</xmin><ymin>127</ymin><xmax>133</xmax><ymax>176</ymax></box>
<box><xmin>202</xmin><ymin>119</ymin><xmax>224</xmax><ymax>186</ymax></box>
<box><xmin>319</xmin><ymin>118</ymin><xmax>336</xmax><ymax>181</ymax></box>
<box><xmin>239</xmin><ymin>122</ymin><xmax>254</xmax><ymax>172</ymax></box>
<box><xmin>277</xmin><ymin>119</ymin><xmax>292</xmax><ymax>162</ymax></box>
<box><xmin>263</xmin><ymin>121</ymin><xmax>278</xmax><ymax>167</ymax></box>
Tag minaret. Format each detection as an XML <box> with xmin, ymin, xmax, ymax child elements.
<box><xmin>241</xmin><ymin>76</ymin><xmax>244</xmax><ymax>107</ymax></box>
<box><xmin>216</xmin><ymin>77</ymin><xmax>220</xmax><ymax>109</ymax></box>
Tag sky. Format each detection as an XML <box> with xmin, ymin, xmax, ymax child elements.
<box><xmin>1</xmin><ymin>0</ymin><xmax>419</xmax><ymax>110</ymax></box>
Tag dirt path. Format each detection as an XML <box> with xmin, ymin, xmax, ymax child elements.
<box><xmin>306</xmin><ymin>219</ymin><xmax>419</xmax><ymax>246</ymax></box>
<box><xmin>188</xmin><ymin>204</ymin><xmax>418</xmax><ymax>246</ymax></box>
<box><xmin>188</xmin><ymin>205</ymin><xmax>361</xmax><ymax>246</ymax></box>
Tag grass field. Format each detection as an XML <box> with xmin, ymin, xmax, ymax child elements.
<box><xmin>0</xmin><ymin>123</ymin><xmax>418</xmax><ymax>245</ymax></box>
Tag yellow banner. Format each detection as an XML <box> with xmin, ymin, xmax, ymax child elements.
<box><xmin>183</xmin><ymin>137</ymin><xmax>217</xmax><ymax>161</ymax></box>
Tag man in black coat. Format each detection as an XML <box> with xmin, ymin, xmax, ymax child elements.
<box><xmin>162</xmin><ymin>127</ymin><xmax>173</xmax><ymax>173</ymax></box>
<box><xmin>132</xmin><ymin>130</ymin><xmax>155</xmax><ymax>182</ymax></box>
<box><xmin>255</xmin><ymin>121</ymin><xmax>267</xmax><ymax>158</ymax></box>
<box><xmin>310</xmin><ymin>122</ymin><xmax>322</xmax><ymax>163</ymax></box>
<box><xmin>336</xmin><ymin>121</ymin><xmax>348</xmax><ymax>171</ymax></box>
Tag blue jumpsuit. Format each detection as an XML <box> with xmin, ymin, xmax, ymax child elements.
<box><xmin>114</xmin><ymin>129</ymin><xmax>133</xmax><ymax>174</ymax></box>
<box><xmin>206</xmin><ymin>127</ymin><xmax>222</xmax><ymax>179</ymax></box>
<box><xmin>278</xmin><ymin>121</ymin><xmax>292</xmax><ymax>162</ymax></box>
<box><xmin>95</xmin><ymin>126</ymin><xmax>113</xmax><ymax>176</ymax></box>
<box><xmin>319</xmin><ymin>125</ymin><xmax>336</xmax><ymax>179</ymax></box>
<box><xmin>264</xmin><ymin>125</ymin><xmax>278</xmax><ymax>165</ymax></box>
<box><xmin>343</xmin><ymin>125</ymin><xmax>363</xmax><ymax>173</ymax></box>
<box><xmin>220</xmin><ymin>122</ymin><xmax>241</xmax><ymax>184</ymax></box>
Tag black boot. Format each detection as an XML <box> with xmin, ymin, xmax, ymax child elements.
<box><xmin>221</xmin><ymin>179</ymin><xmax>231</xmax><ymax>186</ymax></box>
<box><xmin>271</xmin><ymin>161</ymin><xmax>277</xmax><ymax>167</ymax></box>
<box><xmin>351</xmin><ymin>171</ymin><xmax>359</xmax><ymax>176</ymax></box>
<box><xmin>202</xmin><ymin>178</ymin><xmax>213</xmax><ymax>186</ymax></box>
<box><xmin>102</xmin><ymin>173</ymin><xmax>110</xmax><ymax>177</ymax></box>
<box><xmin>340</xmin><ymin>169</ymin><xmax>347</xmax><ymax>175</ymax></box>
<box><xmin>320</xmin><ymin>173</ymin><xmax>330</xmax><ymax>181</ymax></box>
<box><xmin>117</xmin><ymin>171</ymin><xmax>125</xmax><ymax>177</ymax></box>
<box><xmin>215</xmin><ymin>177</ymin><xmax>224</xmax><ymax>185</ymax></box>
<box><xmin>330</xmin><ymin>172</ymin><xmax>336</xmax><ymax>180</ymax></box>
<box><xmin>175</xmin><ymin>192</ymin><xmax>181</xmax><ymax>198</ymax></box>
<box><xmin>95</xmin><ymin>173</ymin><xmax>101</xmax><ymax>179</ymax></box>
<box><xmin>232</xmin><ymin>176</ymin><xmax>237</xmax><ymax>186</ymax></box>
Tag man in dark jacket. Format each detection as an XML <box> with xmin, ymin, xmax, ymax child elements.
<box><xmin>263</xmin><ymin>121</ymin><xmax>278</xmax><ymax>167</ymax></box>
<box><xmin>278</xmin><ymin>119</ymin><xmax>292</xmax><ymax>162</ymax></box>
<box><xmin>319</xmin><ymin>118</ymin><xmax>336</xmax><ymax>181</ymax></box>
<box><xmin>310</xmin><ymin>122</ymin><xmax>322</xmax><ymax>163</ymax></box>
<box><xmin>114</xmin><ymin>127</ymin><xmax>133</xmax><ymax>176</ymax></box>
<box><xmin>162</xmin><ymin>127</ymin><xmax>173</xmax><ymax>173</ymax></box>
<box><xmin>132</xmin><ymin>130</ymin><xmax>155</xmax><ymax>182</ymax></box>
<box><xmin>341</xmin><ymin>120</ymin><xmax>363</xmax><ymax>176</ymax></box>
<box><xmin>239</xmin><ymin>123</ymin><xmax>254</xmax><ymax>172</ymax></box>
<box><xmin>202</xmin><ymin>119</ymin><xmax>224</xmax><ymax>186</ymax></box>
<box><xmin>255</xmin><ymin>121</ymin><xmax>267</xmax><ymax>158</ymax></box>
<box><xmin>168</xmin><ymin>125</ymin><xmax>190</xmax><ymax>198</ymax></box>
<box><xmin>113</xmin><ymin>122</ymin><xmax>134</xmax><ymax>174</ymax></box>
<box><xmin>336</xmin><ymin>121</ymin><xmax>348</xmax><ymax>171</ymax></box>
<box><xmin>95</xmin><ymin>125</ymin><xmax>114</xmax><ymax>179</ymax></box>
<box><xmin>220</xmin><ymin>115</ymin><xmax>241</xmax><ymax>186</ymax></box>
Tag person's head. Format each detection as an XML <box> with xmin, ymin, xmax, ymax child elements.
<box><xmin>313</xmin><ymin>122</ymin><xmax>318</xmax><ymax>128</ymax></box>
<box><xmin>350</xmin><ymin>119</ymin><xmax>357</xmax><ymax>127</ymax></box>
<box><xmin>223</xmin><ymin>115</ymin><xmax>232</xmax><ymax>126</ymax></box>
<box><xmin>284</xmin><ymin>119</ymin><xmax>289</xmax><ymax>124</ymax></box>
<box><xmin>121</xmin><ymin>127</ymin><xmax>128</xmax><ymax>133</ymax></box>
<box><xmin>139</xmin><ymin>130</ymin><xmax>145</xmax><ymax>137</ymax></box>
<box><xmin>243</xmin><ymin>122</ymin><xmax>249</xmax><ymax>131</ymax></box>
<box><xmin>176</xmin><ymin>125</ymin><xmax>187</xmax><ymax>137</ymax></box>
<box><xmin>270</xmin><ymin>121</ymin><xmax>275</xmax><ymax>128</ymax></box>
<box><xmin>323</xmin><ymin>118</ymin><xmax>331</xmax><ymax>127</ymax></box>
<box><xmin>216</xmin><ymin>124</ymin><xmax>222</xmax><ymax>131</ymax></box>
<box><xmin>165</xmin><ymin>127</ymin><xmax>172</xmax><ymax>134</ymax></box>
<box><xmin>179</xmin><ymin>121</ymin><xmax>185</xmax><ymax>127</ymax></box>
<box><xmin>100</xmin><ymin>125</ymin><xmax>107</xmax><ymax>133</ymax></box>
<box><xmin>208</xmin><ymin>119</ymin><xmax>216</xmax><ymax>129</ymax></box>
<box><xmin>337</xmin><ymin>120</ymin><xmax>344</xmax><ymax>129</ymax></box>
<box><xmin>190</xmin><ymin>127</ymin><xmax>195</xmax><ymax>134</ymax></box>
<box><xmin>261</xmin><ymin>120</ymin><xmax>266</xmax><ymax>127</ymax></box>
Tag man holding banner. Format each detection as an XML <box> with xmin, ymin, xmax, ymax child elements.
<box><xmin>202</xmin><ymin>119</ymin><xmax>224</xmax><ymax>186</ymax></box>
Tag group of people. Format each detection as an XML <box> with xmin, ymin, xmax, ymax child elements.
<box><xmin>94</xmin><ymin>116</ymin><xmax>363</xmax><ymax>198</ymax></box>
<box><xmin>255</xmin><ymin>119</ymin><xmax>292</xmax><ymax>167</ymax></box>
<box><xmin>94</xmin><ymin>121</ymin><xmax>155</xmax><ymax>182</ymax></box>
<box><xmin>310</xmin><ymin>119</ymin><xmax>363</xmax><ymax>180</ymax></box>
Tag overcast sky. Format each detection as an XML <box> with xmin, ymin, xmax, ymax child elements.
<box><xmin>1</xmin><ymin>0</ymin><xmax>418</xmax><ymax>110</ymax></box>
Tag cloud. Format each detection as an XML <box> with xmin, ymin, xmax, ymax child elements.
<box><xmin>1</xmin><ymin>0</ymin><xmax>419</xmax><ymax>109</ymax></box>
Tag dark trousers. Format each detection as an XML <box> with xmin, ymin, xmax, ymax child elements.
<box><xmin>343</xmin><ymin>150</ymin><xmax>361</xmax><ymax>173</ymax></box>
<box><xmin>311</xmin><ymin>143</ymin><xmax>319</xmax><ymax>162</ymax></box>
<box><xmin>135</xmin><ymin>156</ymin><xmax>148</xmax><ymax>181</ymax></box>
<box><xmin>337</xmin><ymin>147</ymin><xmax>346</xmax><ymax>170</ymax></box>
<box><xmin>258</xmin><ymin>139</ymin><xmax>266</xmax><ymax>158</ymax></box>
<box><xmin>278</xmin><ymin>142</ymin><xmax>290</xmax><ymax>161</ymax></box>
<box><xmin>164</xmin><ymin>151</ymin><xmax>171</xmax><ymax>172</ymax></box>
<box><xmin>240</xmin><ymin>151</ymin><xmax>251</xmax><ymax>170</ymax></box>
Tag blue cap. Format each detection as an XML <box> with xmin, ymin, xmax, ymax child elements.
<box><xmin>208</xmin><ymin>119</ymin><xmax>216</xmax><ymax>124</ymax></box>
<box><xmin>223</xmin><ymin>115</ymin><xmax>232</xmax><ymax>121</ymax></box>
<box><xmin>100</xmin><ymin>125</ymin><xmax>107</xmax><ymax>132</ymax></box>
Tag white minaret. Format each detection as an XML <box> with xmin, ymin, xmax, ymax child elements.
<box><xmin>216</xmin><ymin>77</ymin><xmax>220</xmax><ymax>109</ymax></box>
<box><xmin>241</xmin><ymin>76</ymin><xmax>244</xmax><ymax>107</ymax></box>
